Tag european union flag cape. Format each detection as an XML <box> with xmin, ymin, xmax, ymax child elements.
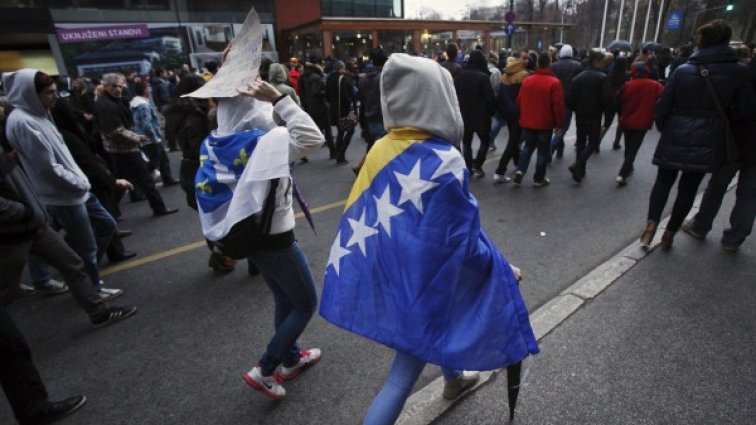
<box><xmin>320</xmin><ymin>129</ymin><xmax>539</xmax><ymax>371</ymax></box>
<box><xmin>195</xmin><ymin>127</ymin><xmax>290</xmax><ymax>241</ymax></box>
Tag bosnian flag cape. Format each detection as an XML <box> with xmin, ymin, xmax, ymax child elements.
<box><xmin>195</xmin><ymin>127</ymin><xmax>289</xmax><ymax>241</ymax></box>
<box><xmin>320</xmin><ymin>128</ymin><xmax>539</xmax><ymax>371</ymax></box>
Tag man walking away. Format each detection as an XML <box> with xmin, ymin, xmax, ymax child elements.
<box><xmin>513</xmin><ymin>52</ymin><xmax>564</xmax><ymax>187</ymax></box>
<box><xmin>494</xmin><ymin>51</ymin><xmax>530</xmax><ymax>182</ymax></box>
<box><xmin>549</xmin><ymin>44</ymin><xmax>583</xmax><ymax>159</ymax></box>
<box><xmin>130</xmin><ymin>81</ymin><xmax>178</xmax><ymax>186</ymax></box>
<box><xmin>567</xmin><ymin>50</ymin><xmax>612</xmax><ymax>183</ymax></box>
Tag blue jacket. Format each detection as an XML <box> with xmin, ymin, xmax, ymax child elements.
<box><xmin>654</xmin><ymin>46</ymin><xmax>753</xmax><ymax>173</ymax></box>
<box><xmin>129</xmin><ymin>97</ymin><xmax>162</xmax><ymax>144</ymax></box>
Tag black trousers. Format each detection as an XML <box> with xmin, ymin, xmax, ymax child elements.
<box><xmin>142</xmin><ymin>143</ymin><xmax>175</xmax><ymax>183</ymax></box>
<box><xmin>0</xmin><ymin>304</ymin><xmax>48</xmax><ymax>423</ymax></box>
<box><xmin>335</xmin><ymin>124</ymin><xmax>355</xmax><ymax>163</ymax></box>
<box><xmin>647</xmin><ymin>168</ymin><xmax>706</xmax><ymax>232</ymax></box>
<box><xmin>575</xmin><ymin>114</ymin><xmax>603</xmax><ymax>168</ymax></box>
<box><xmin>462</xmin><ymin>124</ymin><xmax>491</xmax><ymax>170</ymax></box>
<box><xmin>619</xmin><ymin>129</ymin><xmax>647</xmax><ymax>178</ymax></box>
<box><xmin>495</xmin><ymin>120</ymin><xmax>523</xmax><ymax>175</ymax></box>
<box><xmin>110</xmin><ymin>152</ymin><xmax>167</xmax><ymax>213</ymax></box>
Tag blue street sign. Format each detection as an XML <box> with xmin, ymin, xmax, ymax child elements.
<box><xmin>506</xmin><ymin>24</ymin><xmax>516</xmax><ymax>37</ymax></box>
<box><xmin>536</xmin><ymin>38</ymin><xmax>543</xmax><ymax>51</ymax></box>
<box><xmin>666</xmin><ymin>11</ymin><xmax>683</xmax><ymax>30</ymax></box>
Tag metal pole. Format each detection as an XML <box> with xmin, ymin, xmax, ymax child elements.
<box><xmin>642</xmin><ymin>0</ymin><xmax>652</xmax><ymax>43</ymax></box>
<box><xmin>653</xmin><ymin>0</ymin><xmax>665</xmax><ymax>42</ymax></box>
<box><xmin>600</xmin><ymin>0</ymin><xmax>609</xmax><ymax>48</ymax></box>
<box><xmin>561</xmin><ymin>10</ymin><xmax>565</xmax><ymax>43</ymax></box>
<box><xmin>507</xmin><ymin>0</ymin><xmax>514</xmax><ymax>49</ymax></box>
<box><xmin>616</xmin><ymin>0</ymin><xmax>626</xmax><ymax>40</ymax></box>
<box><xmin>629</xmin><ymin>0</ymin><xmax>639</xmax><ymax>44</ymax></box>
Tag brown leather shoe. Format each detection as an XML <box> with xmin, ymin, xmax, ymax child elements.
<box><xmin>660</xmin><ymin>230</ymin><xmax>675</xmax><ymax>251</ymax></box>
<box><xmin>640</xmin><ymin>220</ymin><xmax>657</xmax><ymax>248</ymax></box>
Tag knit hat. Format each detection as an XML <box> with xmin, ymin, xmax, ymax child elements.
<box><xmin>332</xmin><ymin>60</ymin><xmax>345</xmax><ymax>72</ymax></box>
<box><xmin>559</xmin><ymin>44</ymin><xmax>574</xmax><ymax>58</ymax></box>
<box><xmin>631</xmin><ymin>61</ymin><xmax>650</xmax><ymax>79</ymax></box>
<box><xmin>34</xmin><ymin>71</ymin><xmax>54</xmax><ymax>93</ymax></box>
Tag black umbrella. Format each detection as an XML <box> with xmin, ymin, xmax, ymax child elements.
<box><xmin>606</xmin><ymin>39</ymin><xmax>632</xmax><ymax>52</ymax></box>
<box><xmin>642</xmin><ymin>41</ymin><xmax>663</xmax><ymax>53</ymax></box>
<box><xmin>506</xmin><ymin>361</ymin><xmax>523</xmax><ymax>421</ymax></box>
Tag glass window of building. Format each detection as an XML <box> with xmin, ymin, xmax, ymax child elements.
<box><xmin>322</xmin><ymin>0</ymin><xmax>402</xmax><ymax>18</ymax></box>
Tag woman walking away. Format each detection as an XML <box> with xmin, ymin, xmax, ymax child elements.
<box><xmin>640</xmin><ymin>20</ymin><xmax>753</xmax><ymax>250</ymax></box>
<box><xmin>326</xmin><ymin>60</ymin><xmax>358</xmax><ymax>165</ymax></box>
<box><xmin>615</xmin><ymin>62</ymin><xmax>663</xmax><ymax>186</ymax></box>
<box><xmin>493</xmin><ymin>51</ymin><xmax>530</xmax><ymax>182</ymax></box>
<box><xmin>320</xmin><ymin>54</ymin><xmax>539</xmax><ymax>425</ymax></box>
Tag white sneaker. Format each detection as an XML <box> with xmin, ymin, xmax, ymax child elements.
<box><xmin>99</xmin><ymin>287</ymin><xmax>123</xmax><ymax>301</ymax></box>
<box><xmin>275</xmin><ymin>348</ymin><xmax>322</xmax><ymax>382</ymax></box>
<box><xmin>616</xmin><ymin>175</ymin><xmax>627</xmax><ymax>186</ymax></box>
<box><xmin>493</xmin><ymin>174</ymin><xmax>511</xmax><ymax>184</ymax></box>
<box><xmin>243</xmin><ymin>366</ymin><xmax>286</xmax><ymax>400</ymax></box>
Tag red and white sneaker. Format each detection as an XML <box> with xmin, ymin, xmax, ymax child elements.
<box><xmin>275</xmin><ymin>348</ymin><xmax>322</xmax><ymax>382</ymax></box>
<box><xmin>242</xmin><ymin>366</ymin><xmax>286</xmax><ymax>400</ymax></box>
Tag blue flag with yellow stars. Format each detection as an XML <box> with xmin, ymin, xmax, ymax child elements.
<box><xmin>320</xmin><ymin>128</ymin><xmax>539</xmax><ymax>371</ymax></box>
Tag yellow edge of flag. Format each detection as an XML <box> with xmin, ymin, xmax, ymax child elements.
<box><xmin>344</xmin><ymin>128</ymin><xmax>431</xmax><ymax>211</ymax></box>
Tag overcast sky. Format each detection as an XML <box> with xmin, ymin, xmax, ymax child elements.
<box><xmin>404</xmin><ymin>0</ymin><xmax>498</xmax><ymax>20</ymax></box>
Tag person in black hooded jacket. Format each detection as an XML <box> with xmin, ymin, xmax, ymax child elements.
<box><xmin>639</xmin><ymin>20</ymin><xmax>754</xmax><ymax>250</ymax></box>
<box><xmin>454</xmin><ymin>50</ymin><xmax>496</xmax><ymax>178</ymax></box>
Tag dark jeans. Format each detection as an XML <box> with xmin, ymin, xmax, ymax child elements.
<box><xmin>180</xmin><ymin>158</ymin><xmax>200</xmax><ymax>210</ymax></box>
<box><xmin>249</xmin><ymin>242</ymin><xmax>317</xmax><ymax>376</ymax></box>
<box><xmin>495</xmin><ymin>120</ymin><xmax>523</xmax><ymax>175</ymax></box>
<box><xmin>647</xmin><ymin>168</ymin><xmax>706</xmax><ymax>232</ymax></box>
<box><xmin>550</xmin><ymin>108</ymin><xmax>573</xmax><ymax>152</ymax></box>
<box><xmin>462</xmin><ymin>125</ymin><xmax>491</xmax><ymax>170</ymax></box>
<box><xmin>0</xmin><ymin>303</ymin><xmax>49</xmax><ymax>423</ymax></box>
<box><xmin>517</xmin><ymin>129</ymin><xmax>551</xmax><ymax>182</ymax></box>
<box><xmin>692</xmin><ymin>162</ymin><xmax>756</xmax><ymax>247</ymax></box>
<box><xmin>111</xmin><ymin>151</ymin><xmax>167</xmax><ymax>213</ymax></box>
<box><xmin>142</xmin><ymin>143</ymin><xmax>175</xmax><ymax>183</ymax></box>
<box><xmin>335</xmin><ymin>124</ymin><xmax>355</xmax><ymax>162</ymax></box>
<box><xmin>619</xmin><ymin>129</ymin><xmax>647</xmax><ymax>178</ymax></box>
<box><xmin>574</xmin><ymin>114</ymin><xmax>602</xmax><ymax>169</ymax></box>
<box><xmin>0</xmin><ymin>226</ymin><xmax>104</xmax><ymax>314</ymax></box>
<box><xmin>367</xmin><ymin>120</ymin><xmax>387</xmax><ymax>151</ymax></box>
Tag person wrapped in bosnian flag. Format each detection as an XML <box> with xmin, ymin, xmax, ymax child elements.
<box><xmin>320</xmin><ymin>53</ymin><xmax>539</xmax><ymax>424</ymax></box>
<box><xmin>193</xmin><ymin>78</ymin><xmax>325</xmax><ymax>400</ymax></box>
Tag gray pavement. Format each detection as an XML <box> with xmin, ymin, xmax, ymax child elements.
<box><xmin>435</xmin><ymin>192</ymin><xmax>756</xmax><ymax>425</ymax></box>
<box><xmin>3</xmin><ymin>125</ymin><xmax>752</xmax><ymax>425</ymax></box>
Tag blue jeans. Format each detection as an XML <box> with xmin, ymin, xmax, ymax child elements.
<box><xmin>550</xmin><ymin>108</ymin><xmax>573</xmax><ymax>151</ymax></box>
<box><xmin>490</xmin><ymin>115</ymin><xmax>505</xmax><ymax>143</ymax></box>
<box><xmin>249</xmin><ymin>242</ymin><xmax>318</xmax><ymax>376</ymax></box>
<box><xmin>517</xmin><ymin>129</ymin><xmax>552</xmax><ymax>182</ymax></box>
<box><xmin>29</xmin><ymin>194</ymin><xmax>116</xmax><ymax>287</ymax></box>
<box><xmin>46</xmin><ymin>194</ymin><xmax>106</xmax><ymax>290</ymax></box>
<box><xmin>363</xmin><ymin>351</ymin><xmax>461</xmax><ymax>425</ymax></box>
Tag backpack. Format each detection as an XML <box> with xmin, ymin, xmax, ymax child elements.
<box><xmin>208</xmin><ymin>178</ymin><xmax>279</xmax><ymax>259</ymax></box>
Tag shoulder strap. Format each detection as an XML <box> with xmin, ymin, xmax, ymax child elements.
<box><xmin>338</xmin><ymin>75</ymin><xmax>343</xmax><ymax>115</ymax></box>
<box><xmin>699</xmin><ymin>65</ymin><xmax>729</xmax><ymax>123</ymax></box>
<box><xmin>259</xmin><ymin>178</ymin><xmax>280</xmax><ymax>235</ymax></box>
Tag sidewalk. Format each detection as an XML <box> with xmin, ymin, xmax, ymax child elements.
<box><xmin>435</xmin><ymin>192</ymin><xmax>756</xmax><ymax>425</ymax></box>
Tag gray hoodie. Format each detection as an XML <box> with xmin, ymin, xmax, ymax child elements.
<box><xmin>3</xmin><ymin>69</ymin><xmax>90</xmax><ymax>206</ymax></box>
<box><xmin>380</xmin><ymin>54</ymin><xmax>463</xmax><ymax>146</ymax></box>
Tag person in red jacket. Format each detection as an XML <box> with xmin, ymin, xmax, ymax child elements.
<box><xmin>288</xmin><ymin>58</ymin><xmax>302</xmax><ymax>95</ymax></box>
<box><xmin>513</xmin><ymin>52</ymin><xmax>564</xmax><ymax>186</ymax></box>
<box><xmin>616</xmin><ymin>62</ymin><xmax>663</xmax><ymax>186</ymax></box>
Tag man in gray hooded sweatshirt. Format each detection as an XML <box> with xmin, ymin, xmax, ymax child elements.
<box><xmin>3</xmin><ymin>69</ymin><xmax>121</xmax><ymax>299</ymax></box>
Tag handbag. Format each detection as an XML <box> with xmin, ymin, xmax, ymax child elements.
<box><xmin>337</xmin><ymin>75</ymin><xmax>358</xmax><ymax>132</ymax></box>
<box><xmin>699</xmin><ymin>65</ymin><xmax>738</xmax><ymax>163</ymax></box>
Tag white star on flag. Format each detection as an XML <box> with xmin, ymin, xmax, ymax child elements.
<box><xmin>430</xmin><ymin>146</ymin><xmax>465</xmax><ymax>186</ymax></box>
<box><xmin>347</xmin><ymin>209</ymin><xmax>379</xmax><ymax>256</ymax></box>
<box><xmin>327</xmin><ymin>231</ymin><xmax>351</xmax><ymax>276</ymax></box>
<box><xmin>394</xmin><ymin>160</ymin><xmax>439</xmax><ymax>214</ymax></box>
<box><xmin>373</xmin><ymin>186</ymin><xmax>404</xmax><ymax>237</ymax></box>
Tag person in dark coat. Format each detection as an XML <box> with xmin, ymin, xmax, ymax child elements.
<box><xmin>454</xmin><ymin>50</ymin><xmax>496</xmax><ymax>178</ymax></box>
<box><xmin>682</xmin><ymin>44</ymin><xmax>756</xmax><ymax>252</ymax></box>
<box><xmin>601</xmin><ymin>55</ymin><xmax>629</xmax><ymax>150</ymax></box>
<box><xmin>640</xmin><ymin>20</ymin><xmax>754</xmax><ymax>250</ymax></box>
<box><xmin>440</xmin><ymin>43</ymin><xmax>462</xmax><ymax>78</ymax></box>
<box><xmin>567</xmin><ymin>50</ymin><xmax>613</xmax><ymax>183</ymax></box>
<box><xmin>549</xmin><ymin>44</ymin><xmax>583</xmax><ymax>159</ymax></box>
<box><xmin>299</xmin><ymin>53</ymin><xmax>335</xmax><ymax>157</ymax></box>
<box><xmin>325</xmin><ymin>60</ymin><xmax>358</xmax><ymax>165</ymax></box>
<box><xmin>493</xmin><ymin>52</ymin><xmax>530</xmax><ymax>182</ymax></box>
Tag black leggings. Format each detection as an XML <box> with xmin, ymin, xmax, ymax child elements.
<box><xmin>647</xmin><ymin>168</ymin><xmax>706</xmax><ymax>232</ymax></box>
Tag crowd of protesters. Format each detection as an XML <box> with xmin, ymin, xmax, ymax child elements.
<box><xmin>0</xmin><ymin>17</ymin><xmax>755</xmax><ymax>425</ymax></box>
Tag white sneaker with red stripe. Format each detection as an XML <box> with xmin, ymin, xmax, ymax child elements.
<box><xmin>275</xmin><ymin>348</ymin><xmax>322</xmax><ymax>382</ymax></box>
<box><xmin>242</xmin><ymin>366</ymin><xmax>285</xmax><ymax>400</ymax></box>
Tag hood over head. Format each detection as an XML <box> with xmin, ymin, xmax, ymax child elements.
<box><xmin>502</xmin><ymin>57</ymin><xmax>529</xmax><ymax>84</ymax></box>
<box><xmin>559</xmin><ymin>44</ymin><xmax>574</xmax><ymax>58</ymax></box>
<box><xmin>467</xmin><ymin>50</ymin><xmax>490</xmax><ymax>75</ymax></box>
<box><xmin>3</xmin><ymin>68</ymin><xmax>48</xmax><ymax>116</ymax></box>
<box><xmin>380</xmin><ymin>53</ymin><xmax>463</xmax><ymax>146</ymax></box>
<box><xmin>213</xmin><ymin>95</ymin><xmax>276</xmax><ymax>137</ymax></box>
<box><xmin>268</xmin><ymin>63</ymin><xmax>289</xmax><ymax>85</ymax></box>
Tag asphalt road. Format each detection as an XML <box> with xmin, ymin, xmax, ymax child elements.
<box><xmin>2</xmin><ymin>124</ymin><xmax>718</xmax><ymax>425</ymax></box>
